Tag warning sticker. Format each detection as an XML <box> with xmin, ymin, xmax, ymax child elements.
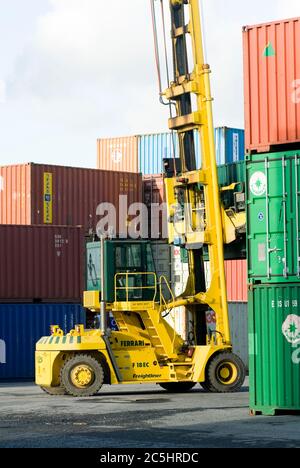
<box><xmin>249</xmin><ymin>171</ymin><xmax>267</xmax><ymax>196</ymax></box>
<box><xmin>258</xmin><ymin>212</ymin><xmax>264</xmax><ymax>221</ymax></box>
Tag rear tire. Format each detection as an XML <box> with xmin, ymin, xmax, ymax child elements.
<box><xmin>159</xmin><ymin>382</ymin><xmax>196</xmax><ymax>393</ymax></box>
<box><xmin>60</xmin><ymin>354</ymin><xmax>104</xmax><ymax>397</ymax></box>
<box><xmin>202</xmin><ymin>352</ymin><xmax>246</xmax><ymax>393</ymax></box>
<box><xmin>41</xmin><ymin>386</ymin><xmax>67</xmax><ymax>396</ymax></box>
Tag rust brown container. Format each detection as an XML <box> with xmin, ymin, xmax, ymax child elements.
<box><xmin>243</xmin><ymin>17</ymin><xmax>300</xmax><ymax>153</ymax></box>
<box><xmin>142</xmin><ymin>174</ymin><xmax>167</xmax><ymax>239</ymax></box>
<box><xmin>0</xmin><ymin>225</ymin><xmax>84</xmax><ymax>303</ymax></box>
<box><xmin>0</xmin><ymin>163</ymin><xmax>142</xmax><ymax>234</ymax></box>
<box><xmin>97</xmin><ymin>136</ymin><xmax>139</xmax><ymax>172</ymax></box>
<box><xmin>225</xmin><ymin>260</ymin><xmax>248</xmax><ymax>302</ymax></box>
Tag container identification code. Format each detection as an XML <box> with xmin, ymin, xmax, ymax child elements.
<box><xmin>43</xmin><ymin>173</ymin><xmax>53</xmax><ymax>224</ymax></box>
<box><xmin>272</xmin><ymin>300</ymin><xmax>298</xmax><ymax>308</ymax></box>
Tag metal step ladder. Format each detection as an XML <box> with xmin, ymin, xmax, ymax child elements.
<box><xmin>112</xmin><ymin>311</ymin><xmax>129</xmax><ymax>334</ymax></box>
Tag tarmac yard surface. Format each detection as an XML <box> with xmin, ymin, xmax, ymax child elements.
<box><xmin>0</xmin><ymin>379</ymin><xmax>299</xmax><ymax>448</ymax></box>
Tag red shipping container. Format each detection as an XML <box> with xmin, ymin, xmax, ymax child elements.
<box><xmin>0</xmin><ymin>164</ymin><xmax>142</xmax><ymax>235</ymax></box>
<box><xmin>243</xmin><ymin>17</ymin><xmax>300</xmax><ymax>153</ymax></box>
<box><xmin>0</xmin><ymin>225</ymin><xmax>84</xmax><ymax>303</ymax></box>
<box><xmin>142</xmin><ymin>174</ymin><xmax>167</xmax><ymax>239</ymax></box>
<box><xmin>225</xmin><ymin>260</ymin><xmax>248</xmax><ymax>302</ymax></box>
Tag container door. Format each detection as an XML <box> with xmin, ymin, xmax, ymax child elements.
<box><xmin>247</xmin><ymin>153</ymin><xmax>300</xmax><ymax>282</ymax></box>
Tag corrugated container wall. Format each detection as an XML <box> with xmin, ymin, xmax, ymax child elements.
<box><xmin>0</xmin><ymin>163</ymin><xmax>142</xmax><ymax>235</ymax></box>
<box><xmin>247</xmin><ymin>150</ymin><xmax>300</xmax><ymax>284</ymax></box>
<box><xmin>0</xmin><ymin>225</ymin><xmax>84</xmax><ymax>303</ymax></box>
<box><xmin>0</xmin><ymin>164</ymin><xmax>31</xmax><ymax>224</ymax></box>
<box><xmin>142</xmin><ymin>174</ymin><xmax>168</xmax><ymax>239</ymax></box>
<box><xmin>194</xmin><ymin>128</ymin><xmax>245</xmax><ymax>168</ymax></box>
<box><xmin>207</xmin><ymin>303</ymin><xmax>248</xmax><ymax>371</ymax></box>
<box><xmin>243</xmin><ymin>18</ymin><xmax>300</xmax><ymax>153</ymax></box>
<box><xmin>139</xmin><ymin>133</ymin><xmax>179</xmax><ymax>174</ymax></box>
<box><xmin>249</xmin><ymin>284</ymin><xmax>300</xmax><ymax>415</ymax></box>
<box><xmin>97</xmin><ymin>136</ymin><xmax>139</xmax><ymax>172</ymax></box>
<box><xmin>0</xmin><ymin>304</ymin><xmax>86</xmax><ymax>380</ymax></box>
<box><xmin>225</xmin><ymin>260</ymin><xmax>248</xmax><ymax>302</ymax></box>
<box><xmin>205</xmin><ymin>260</ymin><xmax>248</xmax><ymax>302</ymax></box>
<box><xmin>228</xmin><ymin>303</ymin><xmax>248</xmax><ymax>371</ymax></box>
<box><xmin>97</xmin><ymin>128</ymin><xmax>244</xmax><ymax>174</ymax></box>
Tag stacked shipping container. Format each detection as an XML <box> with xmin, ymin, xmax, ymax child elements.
<box><xmin>0</xmin><ymin>225</ymin><xmax>84</xmax><ymax>303</ymax></box>
<box><xmin>0</xmin><ymin>164</ymin><xmax>142</xmax><ymax>380</ymax></box>
<box><xmin>0</xmin><ymin>225</ymin><xmax>86</xmax><ymax>380</ymax></box>
<box><xmin>97</xmin><ymin>128</ymin><xmax>245</xmax><ymax>174</ymax></box>
<box><xmin>0</xmin><ymin>304</ymin><xmax>86</xmax><ymax>380</ymax></box>
<box><xmin>243</xmin><ymin>18</ymin><xmax>300</xmax><ymax>153</ymax></box>
<box><xmin>0</xmin><ymin>163</ymin><xmax>142</xmax><ymax>235</ymax></box>
<box><xmin>243</xmin><ymin>17</ymin><xmax>300</xmax><ymax>414</ymax></box>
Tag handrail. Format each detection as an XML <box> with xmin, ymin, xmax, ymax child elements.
<box><xmin>114</xmin><ymin>272</ymin><xmax>157</xmax><ymax>303</ymax></box>
<box><xmin>159</xmin><ymin>275</ymin><xmax>175</xmax><ymax>312</ymax></box>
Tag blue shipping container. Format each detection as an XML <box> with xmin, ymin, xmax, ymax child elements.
<box><xmin>0</xmin><ymin>304</ymin><xmax>86</xmax><ymax>380</ymax></box>
<box><xmin>138</xmin><ymin>128</ymin><xmax>245</xmax><ymax>174</ymax></box>
<box><xmin>194</xmin><ymin>127</ymin><xmax>245</xmax><ymax>168</ymax></box>
<box><xmin>138</xmin><ymin>132</ymin><xmax>179</xmax><ymax>174</ymax></box>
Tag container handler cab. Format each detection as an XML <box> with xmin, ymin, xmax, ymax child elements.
<box><xmin>36</xmin><ymin>0</ymin><xmax>246</xmax><ymax>397</ymax></box>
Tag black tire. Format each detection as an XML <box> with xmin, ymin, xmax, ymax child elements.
<box><xmin>199</xmin><ymin>380</ymin><xmax>214</xmax><ymax>393</ymax></box>
<box><xmin>204</xmin><ymin>352</ymin><xmax>246</xmax><ymax>393</ymax></box>
<box><xmin>159</xmin><ymin>382</ymin><xmax>196</xmax><ymax>393</ymax></box>
<box><xmin>41</xmin><ymin>386</ymin><xmax>67</xmax><ymax>396</ymax></box>
<box><xmin>60</xmin><ymin>354</ymin><xmax>104</xmax><ymax>397</ymax></box>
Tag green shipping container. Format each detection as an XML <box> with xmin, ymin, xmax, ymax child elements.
<box><xmin>247</xmin><ymin>150</ymin><xmax>300</xmax><ymax>283</ymax></box>
<box><xmin>249</xmin><ymin>283</ymin><xmax>300</xmax><ymax>415</ymax></box>
<box><xmin>218</xmin><ymin>161</ymin><xmax>245</xmax><ymax>187</ymax></box>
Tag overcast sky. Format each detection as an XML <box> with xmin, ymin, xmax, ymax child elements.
<box><xmin>0</xmin><ymin>0</ymin><xmax>299</xmax><ymax>168</ymax></box>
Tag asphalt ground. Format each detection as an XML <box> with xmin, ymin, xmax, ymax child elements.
<box><xmin>0</xmin><ymin>378</ymin><xmax>299</xmax><ymax>449</ymax></box>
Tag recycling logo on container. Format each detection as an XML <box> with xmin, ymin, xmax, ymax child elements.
<box><xmin>263</xmin><ymin>42</ymin><xmax>276</xmax><ymax>57</ymax></box>
<box><xmin>249</xmin><ymin>171</ymin><xmax>267</xmax><ymax>196</ymax></box>
<box><xmin>282</xmin><ymin>315</ymin><xmax>300</xmax><ymax>346</ymax></box>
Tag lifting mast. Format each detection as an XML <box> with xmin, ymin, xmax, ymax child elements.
<box><xmin>152</xmin><ymin>0</ymin><xmax>230</xmax><ymax>346</ymax></box>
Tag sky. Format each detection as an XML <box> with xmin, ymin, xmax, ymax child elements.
<box><xmin>0</xmin><ymin>0</ymin><xmax>299</xmax><ymax>168</ymax></box>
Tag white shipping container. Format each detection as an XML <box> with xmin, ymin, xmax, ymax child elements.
<box><xmin>163</xmin><ymin>306</ymin><xmax>188</xmax><ymax>341</ymax></box>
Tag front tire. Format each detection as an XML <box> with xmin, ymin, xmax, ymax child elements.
<box><xmin>202</xmin><ymin>352</ymin><xmax>246</xmax><ymax>393</ymax></box>
<box><xmin>159</xmin><ymin>382</ymin><xmax>196</xmax><ymax>393</ymax></box>
<box><xmin>60</xmin><ymin>354</ymin><xmax>104</xmax><ymax>397</ymax></box>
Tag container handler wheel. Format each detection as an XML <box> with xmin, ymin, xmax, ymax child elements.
<box><xmin>199</xmin><ymin>381</ymin><xmax>214</xmax><ymax>393</ymax></box>
<box><xmin>60</xmin><ymin>354</ymin><xmax>104</xmax><ymax>397</ymax></box>
<box><xmin>201</xmin><ymin>352</ymin><xmax>246</xmax><ymax>393</ymax></box>
<box><xmin>41</xmin><ymin>386</ymin><xmax>67</xmax><ymax>396</ymax></box>
<box><xmin>159</xmin><ymin>382</ymin><xmax>196</xmax><ymax>393</ymax></box>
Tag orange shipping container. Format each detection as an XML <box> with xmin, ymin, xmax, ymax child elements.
<box><xmin>225</xmin><ymin>260</ymin><xmax>248</xmax><ymax>302</ymax></box>
<box><xmin>243</xmin><ymin>17</ymin><xmax>300</xmax><ymax>153</ymax></box>
<box><xmin>97</xmin><ymin>136</ymin><xmax>139</xmax><ymax>173</ymax></box>
<box><xmin>0</xmin><ymin>163</ymin><xmax>142</xmax><ymax>235</ymax></box>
